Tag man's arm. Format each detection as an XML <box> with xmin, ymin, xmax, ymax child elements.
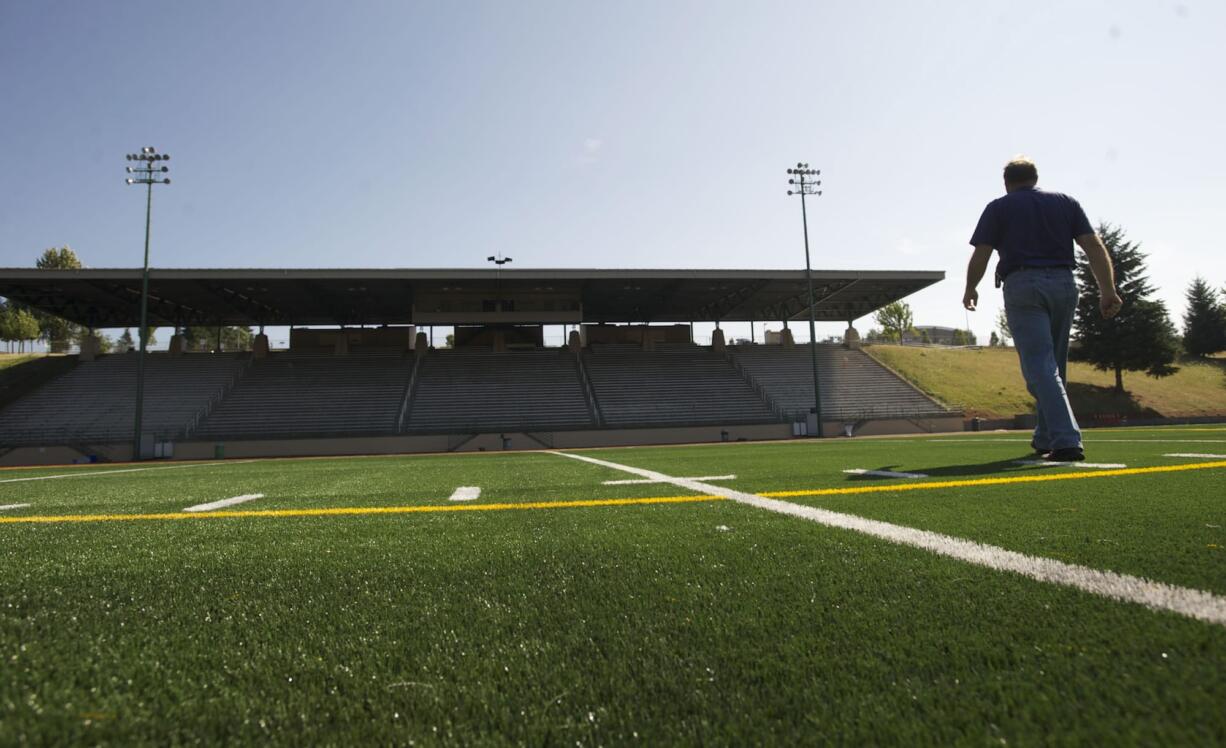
<box><xmin>1075</xmin><ymin>233</ymin><xmax>1124</xmax><ymax>319</ymax></box>
<box><xmin>963</xmin><ymin>244</ymin><xmax>994</xmax><ymax>311</ymax></box>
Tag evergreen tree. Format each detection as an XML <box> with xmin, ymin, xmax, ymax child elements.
<box><xmin>1181</xmin><ymin>277</ymin><xmax>1226</xmax><ymax>357</ymax></box>
<box><xmin>989</xmin><ymin>331</ymin><xmax>1000</xmax><ymax>347</ymax></box>
<box><xmin>34</xmin><ymin>246</ymin><xmax>84</xmax><ymax>352</ymax></box>
<box><xmin>118</xmin><ymin>328</ymin><xmax>135</xmax><ymax>352</ymax></box>
<box><xmin>1071</xmin><ymin>223</ymin><xmax>1179</xmax><ymax>393</ymax></box>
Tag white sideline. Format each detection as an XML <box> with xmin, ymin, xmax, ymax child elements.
<box><xmin>604</xmin><ymin>474</ymin><xmax>736</xmax><ymax>485</ymax></box>
<box><xmin>843</xmin><ymin>469</ymin><xmax>929</xmax><ymax>479</ymax></box>
<box><xmin>183</xmin><ymin>493</ymin><xmax>264</xmax><ymax>513</ymax></box>
<box><xmin>928</xmin><ymin>438</ymin><xmax>1226</xmax><ymax>444</ymax></box>
<box><xmin>0</xmin><ymin>461</ymin><xmax>251</xmax><ymax>485</ymax></box>
<box><xmin>555</xmin><ymin>451</ymin><xmax>1226</xmax><ymax>627</ymax></box>
<box><xmin>448</xmin><ymin>486</ymin><xmax>482</xmax><ymax>502</ymax></box>
<box><xmin>1013</xmin><ymin>460</ymin><xmax>1127</xmax><ymax>469</ymax></box>
<box><xmin>0</xmin><ymin>503</ymin><xmax>31</xmax><ymax>511</ymax></box>
<box><xmin>1165</xmin><ymin>453</ymin><xmax>1226</xmax><ymax>459</ymax></box>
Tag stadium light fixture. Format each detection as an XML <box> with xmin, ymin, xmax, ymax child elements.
<box><xmin>124</xmin><ymin>146</ymin><xmax>172</xmax><ymax>460</ymax></box>
<box><xmin>785</xmin><ymin>162</ymin><xmax>824</xmax><ymax>437</ymax></box>
<box><xmin>487</xmin><ymin>253</ymin><xmax>513</xmax><ymax>315</ymax></box>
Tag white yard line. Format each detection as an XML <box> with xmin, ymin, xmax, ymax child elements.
<box><xmin>555</xmin><ymin>451</ymin><xmax>1226</xmax><ymax>627</ymax></box>
<box><xmin>0</xmin><ymin>461</ymin><xmax>253</xmax><ymax>485</ymax></box>
<box><xmin>448</xmin><ymin>486</ymin><xmax>482</xmax><ymax>502</ymax></box>
<box><xmin>1165</xmin><ymin>453</ymin><xmax>1226</xmax><ymax>459</ymax></box>
<box><xmin>183</xmin><ymin>493</ymin><xmax>264</xmax><ymax>513</ymax></box>
<box><xmin>603</xmin><ymin>474</ymin><xmax>737</xmax><ymax>485</ymax></box>
<box><xmin>0</xmin><ymin>503</ymin><xmax>31</xmax><ymax>511</ymax></box>
<box><xmin>843</xmin><ymin>469</ymin><xmax>929</xmax><ymax>479</ymax></box>
<box><xmin>1012</xmin><ymin>460</ymin><xmax>1127</xmax><ymax>469</ymax></box>
<box><xmin>928</xmin><ymin>438</ymin><xmax>1226</xmax><ymax>444</ymax></box>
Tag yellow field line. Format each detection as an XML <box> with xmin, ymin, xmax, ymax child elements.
<box><xmin>3</xmin><ymin>459</ymin><xmax>1224</xmax><ymax>526</ymax></box>
<box><xmin>761</xmin><ymin>460</ymin><xmax>1226</xmax><ymax>499</ymax></box>
<box><xmin>0</xmin><ymin>494</ymin><xmax>724</xmax><ymax>525</ymax></box>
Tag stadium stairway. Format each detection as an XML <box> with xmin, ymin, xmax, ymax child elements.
<box><xmin>403</xmin><ymin>348</ymin><xmax>595</xmax><ymax>434</ymax></box>
<box><xmin>193</xmin><ymin>352</ymin><xmax>411</xmax><ymax>439</ymax></box>
<box><xmin>0</xmin><ymin>352</ymin><xmax>249</xmax><ymax>446</ymax></box>
<box><xmin>583</xmin><ymin>343</ymin><xmax>777</xmax><ymax>428</ymax></box>
<box><xmin>728</xmin><ymin>343</ymin><xmax>954</xmax><ymax>423</ymax></box>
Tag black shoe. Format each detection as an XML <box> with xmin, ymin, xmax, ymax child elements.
<box><xmin>1030</xmin><ymin>439</ymin><xmax>1051</xmax><ymax>457</ymax></box>
<box><xmin>1045</xmin><ymin>447</ymin><xmax>1085</xmax><ymax>463</ymax></box>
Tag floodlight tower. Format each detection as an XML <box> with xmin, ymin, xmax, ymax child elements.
<box><xmin>487</xmin><ymin>253</ymin><xmax>512</xmax><ymax>312</ymax></box>
<box><xmin>125</xmin><ymin>146</ymin><xmax>171</xmax><ymax>459</ymax></box>
<box><xmin>787</xmin><ymin>162</ymin><xmax>824</xmax><ymax>437</ymax></box>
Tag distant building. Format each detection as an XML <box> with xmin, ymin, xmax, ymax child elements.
<box><xmin>904</xmin><ymin>326</ymin><xmax>976</xmax><ymax>345</ymax></box>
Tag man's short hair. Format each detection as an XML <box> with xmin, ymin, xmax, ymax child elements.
<box><xmin>1003</xmin><ymin>156</ymin><xmax>1038</xmax><ymax>185</ymax></box>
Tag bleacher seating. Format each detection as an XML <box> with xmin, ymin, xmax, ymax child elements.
<box><xmin>0</xmin><ymin>343</ymin><xmax>956</xmax><ymax>447</ymax></box>
<box><xmin>730</xmin><ymin>344</ymin><xmax>951</xmax><ymax>421</ymax></box>
<box><xmin>194</xmin><ymin>352</ymin><xmax>411</xmax><ymax>439</ymax></box>
<box><xmin>0</xmin><ymin>353</ymin><xmax>248</xmax><ymax>445</ymax></box>
<box><xmin>405</xmin><ymin>349</ymin><xmax>593</xmax><ymax>433</ymax></box>
<box><xmin>584</xmin><ymin>343</ymin><xmax>776</xmax><ymax>427</ymax></box>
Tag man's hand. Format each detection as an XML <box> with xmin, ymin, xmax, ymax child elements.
<box><xmin>963</xmin><ymin>245</ymin><xmax>992</xmax><ymax>312</ymax></box>
<box><xmin>1100</xmin><ymin>289</ymin><xmax>1123</xmax><ymax>319</ymax></box>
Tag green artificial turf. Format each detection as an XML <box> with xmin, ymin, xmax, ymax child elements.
<box><xmin>1</xmin><ymin>428</ymin><xmax>1225</xmax><ymax>744</ymax></box>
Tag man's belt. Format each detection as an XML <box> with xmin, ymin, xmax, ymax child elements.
<box><xmin>997</xmin><ymin>264</ymin><xmax>1074</xmax><ymax>287</ymax></box>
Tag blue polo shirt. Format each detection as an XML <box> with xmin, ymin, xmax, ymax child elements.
<box><xmin>969</xmin><ymin>187</ymin><xmax>1094</xmax><ymax>277</ymax></box>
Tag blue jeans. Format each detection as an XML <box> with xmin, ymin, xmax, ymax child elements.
<box><xmin>1003</xmin><ymin>267</ymin><xmax>1082</xmax><ymax>450</ymax></box>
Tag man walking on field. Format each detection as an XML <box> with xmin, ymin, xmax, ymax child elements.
<box><xmin>963</xmin><ymin>156</ymin><xmax>1123</xmax><ymax>462</ymax></box>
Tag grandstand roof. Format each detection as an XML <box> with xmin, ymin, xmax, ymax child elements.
<box><xmin>0</xmin><ymin>267</ymin><xmax>943</xmax><ymax>327</ymax></box>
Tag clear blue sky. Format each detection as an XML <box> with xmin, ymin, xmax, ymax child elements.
<box><xmin>2</xmin><ymin>0</ymin><xmax>1222</xmax><ymax>346</ymax></box>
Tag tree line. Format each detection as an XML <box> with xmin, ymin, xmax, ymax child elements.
<box><xmin>1</xmin><ymin>247</ymin><xmax>254</xmax><ymax>354</ymax></box>
<box><xmin>870</xmin><ymin>221</ymin><xmax>1226</xmax><ymax>393</ymax></box>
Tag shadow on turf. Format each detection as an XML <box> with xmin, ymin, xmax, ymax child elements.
<box><xmin>846</xmin><ymin>455</ymin><xmax>1041</xmax><ymax>481</ymax></box>
<box><xmin>1067</xmin><ymin>382</ymin><xmax>1162</xmax><ymax>419</ymax></box>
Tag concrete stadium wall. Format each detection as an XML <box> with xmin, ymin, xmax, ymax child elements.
<box><xmin>172</xmin><ymin>434</ymin><xmax>452</xmax><ymax>460</ymax></box>
<box><xmin>850</xmin><ymin>415</ymin><xmax>966</xmax><ymax>437</ymax></box>
<box><xmin>0</xmin><ymin>443</ymin><xmax>134</xmax><ymax>467</ymax></box>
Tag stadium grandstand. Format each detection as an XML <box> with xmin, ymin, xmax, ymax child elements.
<box><xmin>0</xmin><ymin>267</ymin><xmax>957</xmax><ymax>464</ymax></box>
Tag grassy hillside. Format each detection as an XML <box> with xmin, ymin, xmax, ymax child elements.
<box><xmin>865</xmin><ymin>344</ymin><xmax>1226</xmax><ymax>419</ymax></box>
<box><xmin>0</xmin><ymin>353</ymin><xmax>41</xmax><ymax>370</ymax></box>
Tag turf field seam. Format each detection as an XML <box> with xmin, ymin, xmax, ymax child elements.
<box><xmin>555</xmin><ymin>452</ymin><xmax>1226</xmax><ymax>627</ymax></box>
<box><xmin>0</xmin><ymin>494</ymin><xmax>724</xmax><ymax>524</ymax></box>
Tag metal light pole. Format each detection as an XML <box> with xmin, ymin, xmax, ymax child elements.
<box><xmin>125</xmin><ymin>146</ymin><xmax>171</xmax><ymax>460</ymax></box>
<box><xmin>787</xmin><ymin>162</ymin><xmax>824</xmax><ymax>437</ymax></box>
<box><xmin>487</xmin><ymin>253</ymin><xmax>513</xmax><ymax>309</ymax></box>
